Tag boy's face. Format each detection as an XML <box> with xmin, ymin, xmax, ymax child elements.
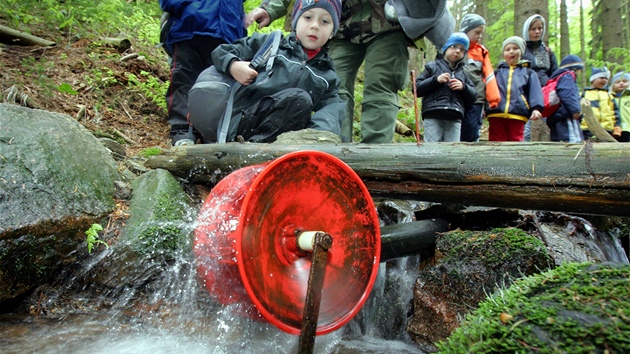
<box><xmin>612</xmin><ymin>78</ymin><xmax>629</xmax><ymax>92</ymax></box>
<box><xmin>466</xmin><ymin>25</ymin><xmax>485</xmax><ymax>44</ymax></box>
<box><xmin>444</xmin><ymin>44</ymin><xmax>466</xmax><ymax>64</ymax></box>
<box><xmin>528</xmin><ymin>20</ymin><xmax>544</xmax><ymax>41</ymax></box>
<box><xmin>295</xmin><ymin>8</ymin><xmax>334</xmax><ymax>50</ymax></box>
<box><xmin>591</xmin><ymin>77</ymin><xmax>609</xmax><ymax>89</ymax></box>
<box><xmin>503</xmin><ymin>44</ymin><xmax>521</xmax><ymax>66</ymax></box>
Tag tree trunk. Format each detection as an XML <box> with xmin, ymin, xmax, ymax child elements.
<box><xmin>559</xmin><ymin>0</ymin><xmax>570</xmax><ymax>58</ymax></box>
<box><xmin>146</xmin><ymin>142</ymin><xmax>630</xmax><ymax>217</ymax></box>
<box><xmin>514</xmin><ymin>0</ymin><xmax>548</xmax><ymax>37</ymax></box>
<box><xmin>600</xmin><ymin>0</ymin><xmax>624</xmax><ymax>65</ymax></box>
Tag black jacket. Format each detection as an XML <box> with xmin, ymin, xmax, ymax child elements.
<box><xmin>415</xmin><ymin>58</ymin><xmax>476</xmax><ymax>120</ymax></box>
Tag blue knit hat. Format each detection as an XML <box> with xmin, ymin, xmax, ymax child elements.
<box><xmin>559</xmin><ymin>54</ymin><xmax>584</xmax><ymax>71</ymax></box>
<box><xmin>612</xmin><ymin>72</ymin><xmax>630</xmax><ymax>83</ymax></box>
<box><xmin>590</xmin><ymin>67</ymin><xmax>610</xmax><ymax>82</ymax></box>
<box><xmin>441</xmin><ymin>32</ymin><xmax>470</xmax><ymax>54</ymax></box>
<box><xmin>292</xmin><ymin>0</ymin><xmax>342</xmax><ymax>36</ymax></box>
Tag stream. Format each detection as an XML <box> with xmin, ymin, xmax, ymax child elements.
<box><xmin>0</xmin><ymin>236</ymin><xmax>426</xmax><ymax>353</ymax></box>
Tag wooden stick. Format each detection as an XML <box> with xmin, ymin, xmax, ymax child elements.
<box><xmin>411</xmin><ymin>70</ymin><xmax>421</xmax><ymax>146</ymax></box>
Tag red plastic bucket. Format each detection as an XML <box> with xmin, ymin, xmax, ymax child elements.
<box><xmin>194</xmin><ymin>151</ymin><xmax>380</xmax><ymax>335</ymax></box>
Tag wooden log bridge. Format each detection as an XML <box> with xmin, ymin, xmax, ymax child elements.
<box><xmin>146</xmin><ymin>142</ymin><xmax>630</xmax><ymax>217</ymax></box>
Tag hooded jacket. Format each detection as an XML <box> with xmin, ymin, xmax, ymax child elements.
<box><xmin>212</xmin><ymin>32</ymin><xmax>345</xmax><ymax>135</ymax></box>
<box><xmin>486</xmin><ymin>61</ymin><xmax>544</xmax><ymax>123</ymax></box>
<box><xmin>160</xmin><ymin>0</ymin><xmax>246</xmax><ymax>52</ymax></box>
<box><xmin>415</xmin><ymin>57</ymin><xmax>476</xmax><ymax>120</ymax></box>
<box><xmin>464</xmin><ymin>41</ymin><xmax>501</xmax><ymax>108</ymax></box>
<box><xmin>521</xmin><ymin>14</ymin><xmax>558</xmax><ymax>86</ymax></box>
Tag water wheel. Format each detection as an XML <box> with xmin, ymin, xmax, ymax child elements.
<box><xmin>193</xmin><ymin>151</ymin><xmax>381</xmax><ymax>335</ymax></box>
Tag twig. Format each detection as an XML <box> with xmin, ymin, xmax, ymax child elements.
<box><xmin>574</xmin><ymin>140</ymin><xmax>586</xmax><ymax>161</ymax></box>
<box><xmin>120</xmin><ymin>101</ymin><xmax>133</xmax><ymax>120</ymax></box>
<box><xmin>112</xmin><ymin>128</ymin><xmax>137</xmax><ymax>145</ymax></box>
<box><xmin>119</xmin><ymin>53</ymin><xmax>138</xmax><ymax>62</ymax></box>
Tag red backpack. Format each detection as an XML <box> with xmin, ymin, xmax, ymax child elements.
<box><xmin>541</xmin><ymin>71</ymin><xmax>576</xmax><ymax>118</ymax></box>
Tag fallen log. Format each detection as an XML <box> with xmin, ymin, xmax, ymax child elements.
<box><xmin>0</xmin><ymin>25</ymin><xmax>55</xmax><ymax>46</ymax></box>
<box><xmin>145</xmin><ymin>142</ymin><xmax>630</xmax><ymax>217</ymax></box>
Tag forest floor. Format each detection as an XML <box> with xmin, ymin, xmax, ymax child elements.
<box><xmin>1</xmin><ymin>38</ymin><xmax>172</xmax><ymax>156</ymax></box>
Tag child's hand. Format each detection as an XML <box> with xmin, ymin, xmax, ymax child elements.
<box><xmin>613</xmin><ymin>126</ymin><xmax>622</xmax><ymax>137</ymax></box>
<box><xmin>447</xmin><ymin>78</ymin><xmax>463</xmax><ymax>90</ymax></box>
<box><xmin>572</xmin><ymin>112</ymin><xmax>581</xmax><ymax>120</ymax></box>
<box><xmin>229</xmin><ymin>61</ymin><xmax>259</xmax><ymax>86</ymax></box>
<box><xmin>529</xmin><ymin>110</ymin><xmax>542</xmax><ymax>120</ymax></box>
<box><xmin>437</xmin><ymin>73</ymin><xmax>450</xmax><ymax>83</ymax></box>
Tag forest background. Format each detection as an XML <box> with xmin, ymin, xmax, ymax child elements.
<box><xmin>0</xmin><ymin>0</ymin><xmax>628</xmax><ymax>144</ymax></box>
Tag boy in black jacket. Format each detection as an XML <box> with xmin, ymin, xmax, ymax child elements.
<box><xmin>415</xmin><ymin>33</ymin><xmax>476</xmax><ymax>142</ymax></box>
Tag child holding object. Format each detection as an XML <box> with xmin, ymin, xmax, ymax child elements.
<box><xmin>192</xmin><ymin>0</ymin><xmax>345</xmax><ymax>143</ymax></box>
<box><xmin>415</xmin><ymin>32</ymin><xmax>476</xmax><ymax>142</ymax></box>
<box><xmin>486</xmin><ymin>36</ymin><xmax>543</xmax><ymax>142</ymax></box>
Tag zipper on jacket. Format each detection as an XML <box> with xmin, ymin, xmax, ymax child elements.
<box><xmin>504</xmin><ymin>66</ymin><xmax>514</xmax><ymax>114</ymax></box>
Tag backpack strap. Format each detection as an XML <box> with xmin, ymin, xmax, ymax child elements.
<box><xmin>217</xmin><ymin>30</ymin><xmax>282</xmax><ymax>143</ymax></box>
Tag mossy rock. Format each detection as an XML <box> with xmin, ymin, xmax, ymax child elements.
<box><xmin>407</xmin><ymin>228</ymin><xmax>554</xmax><ymax>346</ymax></box>
<box><xmin>436</xmin><ymin>262</ymin><xmax>630</xmax><ymax>353</ymax></box>
<box><xmin>430</xmin><ymin>227</ymin><xmax>554</xmax><ymax>308</ymax></box>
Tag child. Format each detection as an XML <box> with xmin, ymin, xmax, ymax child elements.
<box><xmin>206</xmin><ymin>0</ymin><xmax>344</xmax><ymax>143</ymax></box>
<box><xmin>609</xmin><ymin>72</ymin><xmax>630</xmax><ymax>142</ymax></box>
<box><xmin>458</xmin><ymin>14</ymin><xmax>501</xmax><ymax>142</ymax></box>
<box><xmin>415</xmin><ymin>33</ymin><xmax>476</xmax><ymax>142</ymax></box>
<box><xmin>522</xmin><ymin>14</ymin><xmax>559</xmax><ymax>142</ymax></box>
<box><xmin>545</xmin><ymin>55</ymin><xmax>584</xmax><ymax>143</ymax></box>
<box><xmin>581</xmin><ymin>67</ymin><xmax>622</xmax><ymax>140</ymax></box>
<box><xmin>486</xmin><ymin>36</ymin><xmax>544</xmax><ymax>141</ymax></box>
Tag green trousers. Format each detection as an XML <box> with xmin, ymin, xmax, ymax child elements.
<box><xmin>328</xmin><ymin>30</ymin><xmax>409</xmax><ymax>143</ymax></box>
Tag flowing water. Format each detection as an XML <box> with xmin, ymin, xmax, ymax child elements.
<box><xmin>0</xmin><ymin>208</ymin><xmax>426</xmax><ymax>353</ymax></box>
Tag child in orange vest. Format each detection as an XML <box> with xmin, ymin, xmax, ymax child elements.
<box><xmin>459</xmin><ymin>14</ymin><xmax>501</xmax><ymax>142</ymax></box>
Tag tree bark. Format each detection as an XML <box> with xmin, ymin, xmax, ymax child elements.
<box><xmin>146</xmin><ymin>142</ymin><xmax>630</xmax><ymax>217</ymax></box>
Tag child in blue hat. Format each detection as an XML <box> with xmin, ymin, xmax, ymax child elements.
<box><xmin>609</xmin><ymin>71</ymin><xmax>630</xmax><ymax>142</ymax></box>
<box><xmin>415</xmin><ymin>32</ymin><xmax>476</xmax><ymax>142</ymax></box>
<box><xmin>546</xmin><ymin>54</ymin><xmax>584</xmax><ymax>143</ymax></box>
<box><xmin>581</xmin><ymin>66</ymin><xmax>621</xmax><ymax>140</ymax></box>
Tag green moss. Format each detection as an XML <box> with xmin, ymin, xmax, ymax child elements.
<box><xmin>136</xmin><ymin>191</ymin><xmax>187</xmax><ymax>253</ymax></box>
<box><xmin>139</xmin><ymin>147</ymin><xmax>162</xmax><ymax>157</ymax></box>
<box><xmin>436</xmin><ymin>262</ymin><xmax>630</xmax><ymax>353</ymax></box>
<box><xmin>441</xmin><ymin>228</ymin><xmax>550</xmax><ymax>267</ymax></box>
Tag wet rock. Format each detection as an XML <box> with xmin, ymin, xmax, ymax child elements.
<box><xmin>377</xmin><ymin>200</ymin><xmax>416</xmax><ymax>226</ymax></box>
<box><xmin>407</xmin><ymin>227</ymin><xmax>553</xmax><ymax>349</ymax></box>
<box><xmin>92</xmin><ymin>168</ymin><xmax>196</xmax><ymax>289</ymax></box>
<box><xmin>97</xmin><ymin>137</ymin><xmax>126</xmax><ymax>161</ymax></box>
<box><xmin>0</xmin><ymin>103</ymin><xmax>119</xmax><ymax>303</ymax></box>
<box><xmin>523</xmin><ymin>211</ymin><xmax>630</xmax><ymax>265</ymax></box>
